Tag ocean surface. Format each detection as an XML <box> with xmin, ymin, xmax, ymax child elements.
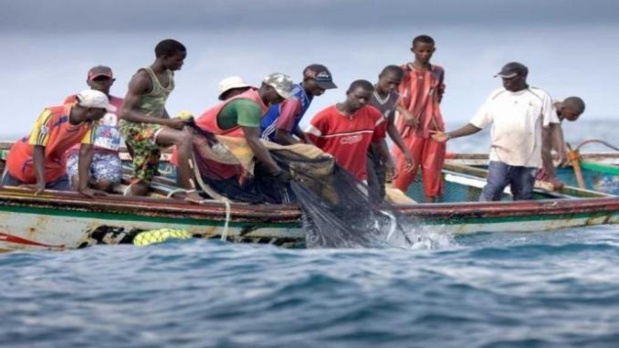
<box><xmin>2</xmin><ymin>120</ymin><xmax>619</xmax><ymax>347</ymax></box>
<box><xmin>2</xmin><ymin>228</ymin><xmax>619</xmax><ymax>348</ymax></box>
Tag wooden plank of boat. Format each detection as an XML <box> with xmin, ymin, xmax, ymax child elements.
<box><xmin>443</xmin><ymin>162</ymin><xmax>613</xmax><ymax>199</ymax></box>
<box><xmin>1</xmin><ymin>178</ymin><xmax>619</xmax><ymax>251</ymax></box>
<box><xmin>1</xmin><ymin>142</ymin><xmax>619</xmax><ymax>251</ymax></box>
<box><xmin>446</xmin><ymin>152</ymin><xmax>619</xmax><ymax>166</ymax></box>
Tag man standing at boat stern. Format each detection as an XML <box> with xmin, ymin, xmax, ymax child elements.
<box><xmin>432</xmin><ymin>62</ymin><xmax>558</xmax><ymax>201</ymax></box>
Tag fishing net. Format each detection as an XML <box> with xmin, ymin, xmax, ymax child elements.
<box><xmin>187</xmin><ymin>126</ymin><xmax>417</xmax><ymax>249</ymax></box>
<box><xmin>273</xmin><ymin>150</ymin><xmax>416</xmax><ymax>248</ymax></box>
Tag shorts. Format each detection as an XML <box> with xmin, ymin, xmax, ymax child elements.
<box><xmin>119</xmin><ymin>120</ymin><xmax>165</xmax><ymax>184</ymax></box>
<box><xmin>66</xmin><ymin>151</ymin><xmax>122</xmax><ymax>183</ymax></box>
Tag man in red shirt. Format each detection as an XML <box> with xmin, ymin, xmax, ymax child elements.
<box><xmin>1</xmin><ymin>90</ymin><xmax>114</xmax><ymax>197</ymax></box>
<box><xmin>305</xmin><ymin>80</ymin><xmax>386</xmax><ymax>182</ymax></box>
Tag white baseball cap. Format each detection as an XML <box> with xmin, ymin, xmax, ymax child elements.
<box><xmin>76</xmin><ymin>89</ymin><xmax>117</xmax><ymax>112</ymax></box>
<box><xmin>218</xmin><ymin>76</ymin><xmax>250</xmax><ymax>100</ymax></box>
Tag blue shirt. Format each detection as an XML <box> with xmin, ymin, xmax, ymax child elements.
<box><xmin>260</xmin><ymin>83</ymin><xmax>313</xmax><ymax>142</ymax></box>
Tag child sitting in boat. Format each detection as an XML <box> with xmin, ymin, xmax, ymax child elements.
<box><xmin>64</xmin><ymin>65</ymin><xmax>124</xmax><ymax>193</ymax></box>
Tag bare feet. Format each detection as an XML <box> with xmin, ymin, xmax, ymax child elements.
<box><xmin>185</xmin><ymin>190</ymin><xmax>207</xmax><ymax>204</ymax></box>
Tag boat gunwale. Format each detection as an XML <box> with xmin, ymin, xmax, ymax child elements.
<box><xmin>1</xmin><ymin>186</ymin><xmax>618</xmax><ymax>222</ymax></box>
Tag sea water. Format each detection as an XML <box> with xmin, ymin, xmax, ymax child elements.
<box><xmin>1</xmin><ymin>227</ymin><xmax>619</xmax><ymax>347</ymax></box>
<box><xmin>1</xmin><ymin>120</ymin><xmax>619</xmax><ymax>347</ymax></box>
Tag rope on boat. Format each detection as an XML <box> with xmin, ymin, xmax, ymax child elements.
<box><xmin>575</xmin><ymin>139</ymin><xmax>619</xmax><ymax>152</ymax></box>
<box><xmin>187</xmin><ymin>152</ymin><xmax>233</xmax><ymax>241</ymax></box>
<box><xmin>221</xmin><ymin>200</ymin><xmax>231</xmax><ymax>241</ymax></box>
<box><xmin>165</xmin><ymin>189</ymin><xmax>187</xmax><ymax>198</ymax></box>
<box><xmin>123</xmin><ymin>184</ymin><xmax>132</xmax><ymax>196</ymax></box>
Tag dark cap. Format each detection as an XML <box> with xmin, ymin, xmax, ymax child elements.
<box><xmin>494</xmin><ymin>62</ymin><xmax>528</xmax><ymax>79</ymax></box>
<box><xmin>303</xmin><ymin>64</ymin><xmax>337</xmax><ymax>89</ymax></box>
<box><xmin>87</xmin><ymin>65</ymin><xmax>113</xmax><ymax>81</ymax></box>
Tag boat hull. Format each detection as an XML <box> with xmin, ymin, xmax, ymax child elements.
<box><xmin>1</xmin><ymin>187</ymin><xmax>618</xmax><ymax>251</ymax></box>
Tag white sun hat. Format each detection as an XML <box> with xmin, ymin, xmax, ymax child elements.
<box><xmin>218</xmin><ymin>76</ymin><xmax>250</xmax><ymax>100</ymax></box>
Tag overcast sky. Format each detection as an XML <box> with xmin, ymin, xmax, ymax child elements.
<box><xmin>1</xmin><ymin>0</ymin><xmax>618</xmax><ymax>149</ymax></box>
<box><xmin>2</xmin><ymin>0</ymin><xmax>618</xmax><ymax>31</ymax></box>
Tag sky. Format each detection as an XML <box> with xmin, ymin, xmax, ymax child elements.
<box><xmin>1</xmin><ymin>0</ymin><xmax>618</xmax><ymax>148</ymax></box>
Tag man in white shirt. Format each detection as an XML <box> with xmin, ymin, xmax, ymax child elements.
<box><xmin>432</xmin><ymin>62</ymin><xmax>557</xmax><ymax>201</ymax></box>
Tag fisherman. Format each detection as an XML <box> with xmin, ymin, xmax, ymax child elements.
<box><xmin>118</xmin><ymin>39</ymin><xmax>202</xmax><ymax>203</ymax></box>
<box><xmin>392</xmin><ymin>34</ymin><xmax>447</xmax><ymax>203</ymax></box>
<box><xmin>539</xmin><ymin>96</ymin><xmax>587</xmax><ymax>189</ymax></box>
<box><xmin>367</xmin><ymin>65</ymin><xmax>414</xmax><ymax>202</ymax></box>
<box><xmin>64</xmin><ymin>65</ymin><xmax>124</xmax><ymax>193</ymax></box>
<box><xmin>217</xmin><ymin>76</ymin><xmax>253</xmax><ymax>101</ymax></box>
<box><xmin>1</xmin><ymin>90</ymin><xmax>114</xmax><ymax>197</ymax></box>
<box><xmin>305</xmin><ymin>80</ymin><xmax>386</xmax><ymax>182</ymax></box>
<box><xmin>184</xmin><ymin>73</ymin><xmax>295</xmax><ymax>203</ymax></box>
<box><xmin>261</xmin><ymin>64</ymin><xmax>337</xmax><ymax>145</ymax></box>
<box><xmin>432</xmin><ymin>62</ymin><xmax>557</xmax><ymax>201</ymax></box>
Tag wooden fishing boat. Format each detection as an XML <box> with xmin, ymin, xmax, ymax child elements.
<box><xmin>1</xmin><ymin>143</ymin><xmax>619</xmax><ymax>251</ymax></box>
<box><xmin>447</xmin><ymin>150</ymin><xmax>619</xmax><ymax>196</ymax></box>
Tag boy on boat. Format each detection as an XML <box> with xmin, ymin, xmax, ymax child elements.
<box><xmin>119</xmin><ymin>39</ymin><xmax>202</xmax><ymax>203</ymax></box>
<box><xmin>392</xmin><ymin>35</ymin><xmax>446</xmax><ymax>203</ymax></box>
<box><xmin>260</xmin><ymin>64</ymin><xmax>337</xmax><ymax>145</ymax></box>
<box><xmin>1</xmin><ymin>90</ymin><xmax>115</xmax><ymax>197</ymax></box>
<box><xmin>367</xmin><ymin>65</ymin><xmax>414</xmax><ymax>202</ymax></box>
<box><xmin>64</xmin><ymin>65</ymin><xmax>124</xmax><ymax>193</ymax></box>
<box><xmin>432</xmin><ymin>62</ymin><xmax>558</xmax><ymax>201</ymax></box>
<box><xmin>305</xmin><ymin>80</ymin><xmax>386</xmax><ymax>183</ymax></box>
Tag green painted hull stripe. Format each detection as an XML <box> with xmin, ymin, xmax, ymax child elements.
<box><xmin>0</xmin><ymin>204</ymin><xmax>300</xmax><ymax>228</ymax></box>
<box><xmin>581</xmin><ymin>161</ymin><xmax>619</xmax><ymax>176</ymax></box>
<box><xmin>418</xmin><ymin>210</ymin><xmax>616</xmax><ymax>225</ymax></box>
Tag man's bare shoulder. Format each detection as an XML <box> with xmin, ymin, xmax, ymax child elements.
<box><xmin>127</xmin><ymin>69</ymin><xmax>152</xmax><ymax>94</ymax></box>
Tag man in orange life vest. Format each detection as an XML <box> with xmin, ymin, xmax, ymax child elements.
<box><xmin>392</xmin><ymin>35</ymin><xmax>446</xmax><ymax>203</ymax></box>
<box><xmin>1</xmin><ymin>90</ymin><xmax>114</xmax><ymax>197</ymax></box>
<box><xmin>183</xmin><ymin>73</ymin><xmax>295</xmax><ymax>202</ymax></box>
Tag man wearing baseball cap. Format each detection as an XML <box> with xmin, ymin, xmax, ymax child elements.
<box><xmin>1</xmin><ymin>90</ymin><xmax>112</xmax><ymax>197</ymax></box>
<box><xmin>175</xmin><ymin>73</ymin><xmax>295</xmax><ymax>202</ymax></box>
<box><xmin>261</xmin><ymin>64</ymin><xmax>337</xmax><ymax>145</ymax></box>
<box><xmin>63</xmin><ymin>65</ymin><xmax>125</xmax><ymax>193</ymax></box>
<box><xmin>432</xmin><ymin>61</ymin><xmax>559</xmax><ymax>201</ymax></box>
